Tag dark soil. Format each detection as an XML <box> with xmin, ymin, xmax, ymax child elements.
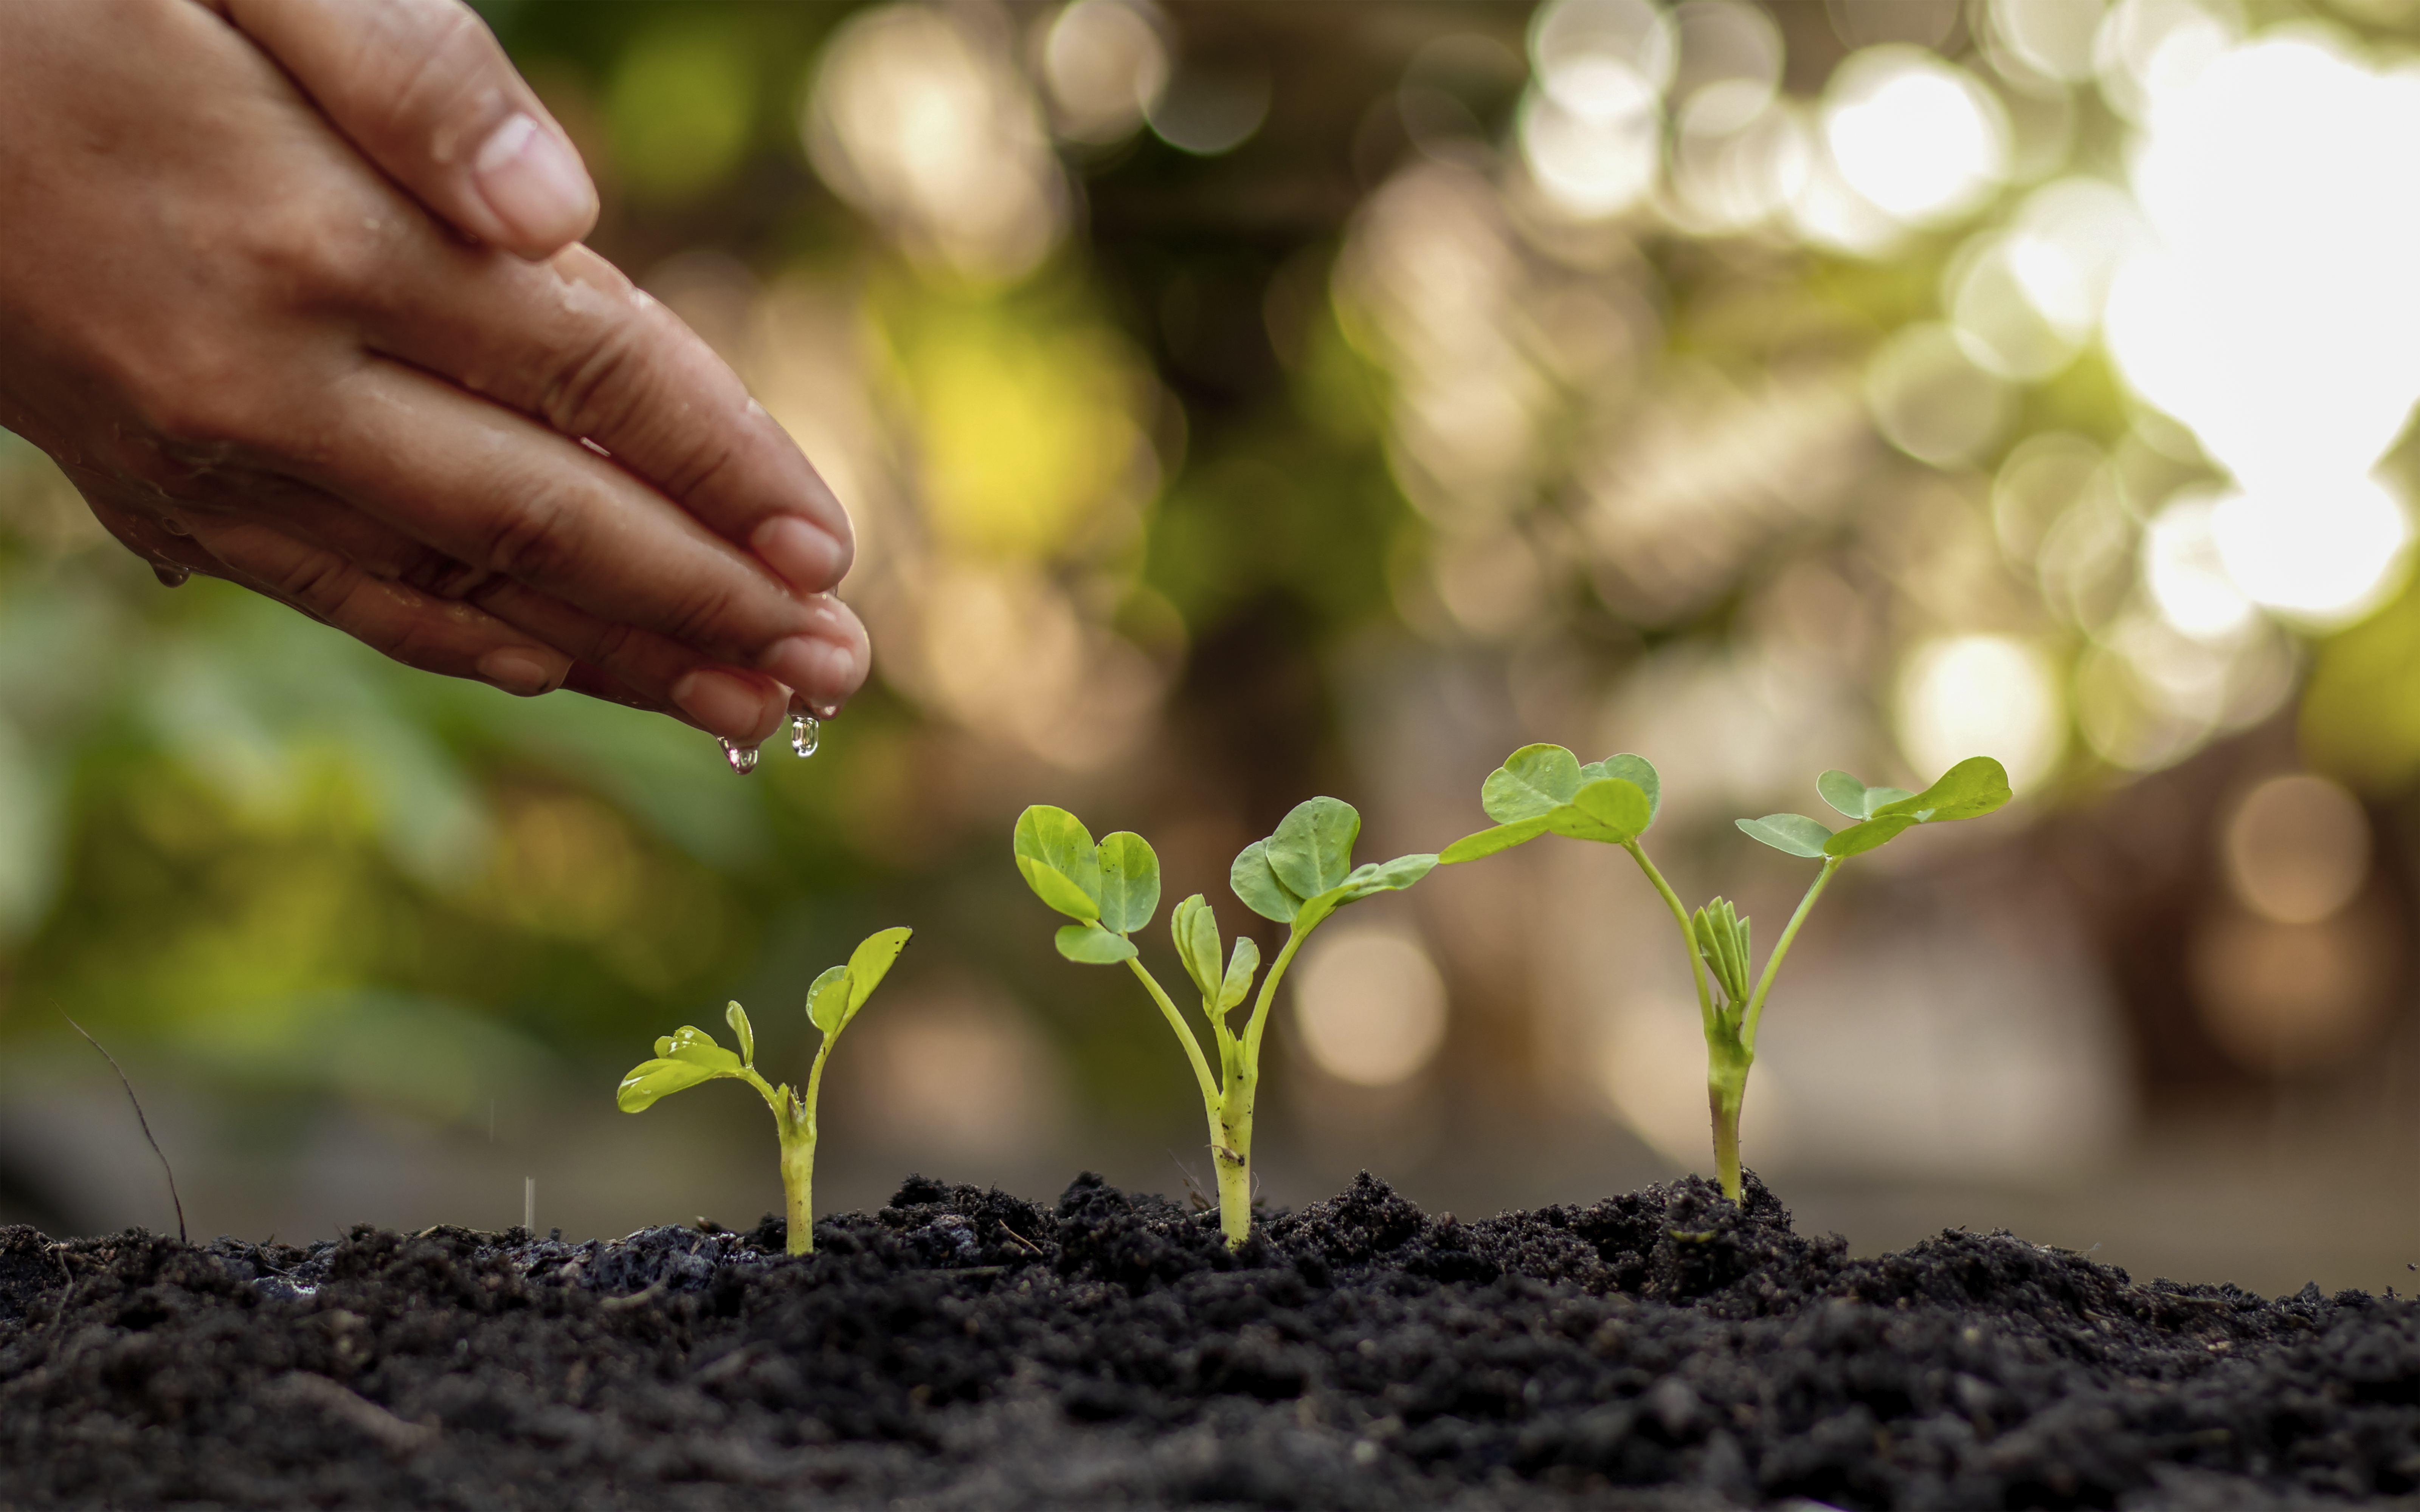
<box><xmin>1</xmin><ymin>1171</ymin><xmax>2414</xmax><ymax>1509</ymax></box>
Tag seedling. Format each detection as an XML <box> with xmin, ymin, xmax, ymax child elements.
<box><xmin>616</xmin><ymin>926</ymin><xmax>912</xmax><ymax>1255</ymax></box>
<box><xmin>1015</xmin><ymin>798</ymin><xmax>1434</xmax><ymax>1247</ymax></box>
<box><xmin>1443</xmin><ymin>746</ymin><xmax>2009</xmax><ymax>1202</ymax></box>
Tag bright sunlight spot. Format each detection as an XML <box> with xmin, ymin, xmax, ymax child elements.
<box><xmin>1519</xmin><ymin>0</ymin><xmax>1673</xmax><ymax>218</ymax></box>
<box><xmin>1293</xmin><ymin>924</ymin><xmax>1450</xmax><ymax>1088</ymax></box>
<box><xmin>1896</xmin><ymin>634</ymin><xmax>2063</xmax><ymax>795</ymax></box>
<box><xmin>1821</xmin><ymin>48</ymin><xmax>2009</xmax><ymax>227</ymax></box>
<box><xmin>2211</xmin><ymin>479</ymin><xmax>2412</xmax><ymax>629</ymax></box>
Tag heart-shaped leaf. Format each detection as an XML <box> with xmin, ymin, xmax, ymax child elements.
<box><xmin>1096</xmin><ymin>832</ymin><xmax>1161</xmax><ymax>936</ymax></box>
<box><xmin>1014</xmin><ymin>806</ymin><xmax>1102</xmax><ymax>923</ymax></box>
<box><xmin>806</xmin><ymin>963</ymin><xmax>852</xmax><ymax>1034</ymax></box>
<box><xmin>1823</xmin><ymin>814</ymin><xmax>1916</xmax><ymax>858</ymax></box>
<box><xmin>617</xmin><ymin>1056</ymin><xmax>724</xmax><ymax>1113</ymax></box>
<box><xmin>1219</xmin><ymin>936</ymin><xmax>1260</xmax><ymax>1012</ymax></box>
<box><xmin>842</xmin><ymin>926</ymin><xmax>913</xmax><ymax>1024</ymax></box>
<box><xmin>1172</xmin><ymin>893</ymin><xmax>1222</xmax><ymax>1000</ymax></box>
<box><xmin>1231</xmin><ymin>840</ymin><xmax>1302</xmax><ymax>923</ymax></box>
<box><xmin>1871</xmin><ymin>756</ymin><xmax>2011</xmax><ymax>824</ymax></box>
<box><xmin>1482</xmin><ymin>744</ymin><xmax>1583</xmax><ymax>823</ymax></box>
<box><xmin>1056</xmin><ymin>922</ymin><xmax>1138</xmax><ymax>964</ymax></box>
<box><xmin>1736</xmin><ymin>813</ymin><xmax>1834</xmax><ymax>858</ymax></box>
<box><xmin>1582</xmin><ymin>753</ymin><xmax>1661</xmax><ymax>826</ymax></box>
<box><xmin>1266</xmin><ymin>797</ymin><xmax>1360</xmax><ymax>900</ymax></box>
<box><xmin>724</xmin><ymin>1002</ymin><xmax>755</xmax><ymax>1066</ymax></box>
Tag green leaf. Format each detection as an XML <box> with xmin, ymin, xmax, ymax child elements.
<box><xmin>659</xmin><ymin>1025</ymin><xmax>741</xmax><ymax>1072</ymax></box>
<box><xmin>1266</xmin><ymin>797</ymin><xmax>1360</xmax><ymax>899</ymax></box>
<box><xmin>1692</xmin><ymin>899</ymin><xmax>1752</xmax><ymax>1007</ymax></box>
<box><xmin>1095</xmin><ymin>832</ymin><xmax>1161</xmax><ymax>936</ymax></box>
<box><xmin>1481</xmin><ymin>744</ymin><xmax>1583</xmax><ymax>823</ymax></box>
<box><xmin>1817</xmin><ymin>770</ymin><xmax>1869</xmax><ymax>820</ymax></box>
<box><xmin>1735</xmin><ymin>813</ymin><xmax>1834</xmax><ymax>858</ymax></box>
<box><xmin>724</xmin><ymin>1002</ymin><xmax>755</xmax><ymax>1066</ymax></box>
<box><xmin>1013</xmin><ymin>805</ymin><xmax>1102</xmax><ymax>923</ymax></box>
<box><xmin>1337</xmin><ymin>852</ymin><xmax>1438</xmax><ymax>902</ymax></box>
<box><xmin>1219</xmin><ymin>936</ymin><xmax>1260</xmax><ymax>1012</ymax></box>
<box><xmin>1056</xmin><ymin>922</ymin><xmax>1138</xmax><ymax>964</ymax></box>
<box><xmin>1230</xmin><ymin>840</ymin><xmax>1302</xmax><ymax>923</ymax></box>
<box><xmin>1172</xmin><ymin>893</ymin><xmax>1221</xmax><ymax>1000</ymax></box>
<box><xmin>617</xmin><ymin>1057</ymin><xmax>723</xmax><ymax>1113</ymax></box>
<box><xmin>843</xmin><ymin>926</ymin><xmax>913</xmax><ymax>1024</ymax></box>
<box><xmin>1440</xmin><ymin>816</ymin><xmax>1553</xmax><ymax>864</ymax></box>
<box><xmin>807</xmin><ymin>963</ymin><xmax>851</xmax><ymax>1035</ymax></box>
<box><xmin>1582</xmin><ymin>754</ymin><xmax>1661</xmax><ymax>826</ymax></box>
<box><xmin>1547</xmin><ymin>778</ymin><xmax>1652</xmax><ymax>843</ymax></box>
<box><xmin>1823</xmin><ymin>814</ymin><xmax>1916</xmax><ymax>858</ymax></box>
<box><xmin>1872</xmin><ymin>756</ymin><xmax>2012</xmax><ymax>824</ymax></box>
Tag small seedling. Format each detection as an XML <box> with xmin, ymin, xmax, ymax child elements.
<box><xmin>616</xmin><ymin>926</ymin><xmax>912</xmax><ymax>1255</ymax></box>
<box><xmin>1015</xmin><ymin>798</ymin><xmax>1434</xmax><ymax>1248</ymax></box>
<box><xmin>1443</xmin><ymin>746</ymin><xmax>2009</xmax><ymax>1202</ymax></box>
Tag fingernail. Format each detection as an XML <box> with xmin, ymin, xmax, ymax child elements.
<box><xmin>751</xmin><ymin>515</ymin><xmax>850</xmax><ymax>592</ymax></box>
<box><xmin>672</xmin><ymin>667</ymin><xmax>780</xmax><ymax>741</ymax></box>
<box><xmin>760</xmin><ymin>635</ymin><xmax>861</xmax><ymax>707</ymax></box>
<box><xmin>473</xmin><ymin>113</ymin><xmax>597</xmax><ymax>246</ymax></box>
<box><xmin>477</xmin><ymin>648</ymin><xmax>560</xmax><ymax>697</ymax></box>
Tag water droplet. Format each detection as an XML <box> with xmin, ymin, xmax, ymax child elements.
<box><xmin>152</xmin><ymin>563</ymin><xmax>190</xmax><ymax>588</ymax></box>
<box><xmin>718</xmin><ymin>737</ymin><xmax>760</xmax><ymax>775</ymax></box>
<box><xmin>790</xmin><ymin>713</ymin><xmax>820</xmax><ymax>758</ymax></box>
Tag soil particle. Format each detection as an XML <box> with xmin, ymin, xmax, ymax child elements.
<box><xmin>0</xmin><ymin>1171</ymin><xmax>2413</xmax><ymax>1509</ymax></box>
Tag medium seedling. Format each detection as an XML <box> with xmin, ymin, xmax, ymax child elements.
<box><xmin>1015</xmin><ymin>798</ymin><xmax>1434</xmax><ymax>1248</ymax></box>
<box><xmin>1443</xmin><ymin>746</ymin><xmax>2009</xmax><ymax>1201</ymax></box>
<box><xmin>616</xmin><ymin>926</ymin><xmax>912</xmax><ymax>1255</ymax></box>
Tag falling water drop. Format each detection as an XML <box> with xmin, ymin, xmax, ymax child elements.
<box><xmin>718</xmin><ymin>737</ymin><xmax>761</xmax><ymax>775</ymax></box>
<box><xmin>790</xmin><ymin>712</ymin><xmax>820</xmax><ymax>758</ymax></box>
<box><xmin>152</xmin><ymin>564</ymin><xmax>190</xmax><ymax>588</ymax></box>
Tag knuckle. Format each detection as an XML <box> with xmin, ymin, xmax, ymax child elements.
<box><xmin>475</xmin><ymin>492</ymin><xmax>582</xmax><ymax>582</ymax></box>
<box><xmin>540</xmin><ymin>318</ymin><xmax>648</xmax><ymax>441</ymax></box>
<box><xmin>358</xmin><ymin>1</ymin><xmax>507</xmax><ymax>163</ymax></box>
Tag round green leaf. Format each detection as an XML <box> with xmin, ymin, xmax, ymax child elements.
<box><xmin>1056</xmin><ymin>922</ymin><xmax>1139</xmax><ymax>964</ymax></box>
<box><xmin>1096</xmin><ymin>832</ymin><xmax>1162</xmax><ymax>936</ymax></box>
<box><xmin>1440</xmin><ymin>816</ymin><xmax>1553</xmax><ymax>864</ymax></box>
<box><xmin>1266</xmin><ymin>797</ymin><xmax>1360</xmax><ymax>898</ymax></box>
<box><xmin>1587</xmin><ymin>754</ymin><xmax>1662</xmax><ymax>826</ymax></box>
<box><xmin>1336</xmin><ymin>852</ymin><xmax>1437</xmax><ymax>902</ymax></box>
<box><xmin>842</xmin><ymin>926</ymin><xmax>913</xmax><ymax>1026</ymax></box>
<box><xmin>1013</xmin><ymin>805</ymin><xmax>1103</xmax><ymax>922</ymax></box>
<box><xmin>1218</xmin><ymin>936</ymin><xmax>1260</xmax><ymax>1012</ymax></box>
<box><xmin>617</xmin><ymin>1057</ymin><xmax>721</xmax><ymax>1113</ymax></box>
<box><xmin>1736</xmin><ymin>813</ymin><xmax>1834</xmax><ymax>858</ymax></box>
<box><xmin>807</xmin><ymin>963</ymin><xmax>851</xmax><ymax>1035</ymax></box>
<box><xmin>1481</xmin><ymin>744</ymin><xmax>1582</xmax><ymax>823</ymax></box>
<box><xmin>1230</xmin><ymin>840</ymin><xmax>1302</xmax><ymax>923</ymax></box>
<box><xmin>659</xmin><ymin>1025</ymin><xmax>741</xmax><ymax>1072</ymax></box>
<box><xmin>1817</xmin><ymin>770</ymin><xmax>1869</xmax><ymax>820</ymax></box>
<box><xmin>1872</xmin><ymin>756</ymin><xmax>2011</xmax><ymax>823</ymax></box>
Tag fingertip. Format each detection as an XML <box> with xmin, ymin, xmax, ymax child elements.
<box><xmin>670</xmin><ymin>667</ymin><xmax>786</xmax><ymax>742</ymax></box>
<box><xmin>751</xmin><ymin>514</ymin><xmax>852</xmax><ymax>593</ymax></box>
<box><xmin>476</xmin><ymin>647</ymin><xmax>568</xmax><ymax>697</ymax></box>
<box><xmin>472</xmin><ymin>112</ymin><xmax>599</xmax><ymax>257</ymax></box>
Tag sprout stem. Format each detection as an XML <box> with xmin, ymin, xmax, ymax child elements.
<box><xmin>1740</xmin><ymin>857</ymin><xmax>1840</xmax><ymax>1054</ymax></box>
<box><xmin>1622</xmin><ymin>840</ymin><xmax>1718</xmax><ymax>1039</ymax></box>
<box><xmin>1128</xmin><ymin>957</ymin><xmax>1220</xmax><ymax>1105</ymax></box>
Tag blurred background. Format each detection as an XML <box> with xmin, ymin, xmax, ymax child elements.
<box><xmin>1</xmin><ymin>0</ymin><xmax>2416</xmax><ymax>1296</ymax></box>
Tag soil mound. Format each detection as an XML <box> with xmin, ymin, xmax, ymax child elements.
<box><xmin>0</xmin><ymin>1172</ymin><xmax>2412</xmax><ymax>1509</ymax></box>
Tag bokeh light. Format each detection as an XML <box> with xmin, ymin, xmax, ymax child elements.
<box><xmin>2222</xmin><ymin>773</ymin><xmax>2370</xmax><ymax>926</ymax></box>
<box><xmin>1821</xmin><ymin>48</ymin><xmax>2009</xmax><ymax>227</ymax></box>
<box><xmin>1292</xmin><ymin>926</ymin><xmax>1450</xmax><ymax>1088</ymax></box>
<box><xmin>1896</xmin><ymin>634</ymin><xmax>2064</xmax><ymax>796</ymax></box>
<box><xmin>1039</xmin><ymin>0</ymin><xmax>1168</xmax><ymax>144</ymax></box>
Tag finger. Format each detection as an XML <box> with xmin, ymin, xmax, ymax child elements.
<box><xmin>198</xmin><ymin>0</ymin><xmax>597</xmax><ymax>258</ymax></box>
<box><xmin>295</xmin><ymin>355</ymin><xmax>860</xmax><ymax>703</ymax></box>
<box><xmin>461</xmin><ymin>575</ymin><xmax>790</xmax><ymax>744</ymax></box>
<box><xmin>176</xmin><ymin>514</ymin><xmax>578</xmax><ymax>697</ymax></box>
<box><xmin>359</xmin><ymin>242</ymin><xmax>857</xmax><ymax>596</ymax></box>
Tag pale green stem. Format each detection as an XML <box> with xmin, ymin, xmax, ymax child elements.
<box><xmin>1620</xmin><ymin>840</ymin><xmax>1718</xmax><ymax>1038</ymax></box>
<box><xmin>736</xmin><ymin>1060</ymin><xmax>822</xmax><ymax>1256</ymax></box>
<box><xmin>1739</xmin><ymin>858</ymin><xmax>1841</xmax><ymax>1055</ymax></box>
<box><xmin>1127</xmin><ymin>957</ymin><xmax>1221</xmax><ymax>1106</ymax></box>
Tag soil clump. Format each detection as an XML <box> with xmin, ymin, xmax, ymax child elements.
<box><xmin>1</xmin><ymin>1172</ymin><xmax>2413</xmax><ymax>1509</ymax></box>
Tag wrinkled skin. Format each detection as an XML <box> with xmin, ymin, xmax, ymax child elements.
<box><xmin>0</xmin><ymin>0</ymin><xmax>871</xmax><ymax>742</ymax></box>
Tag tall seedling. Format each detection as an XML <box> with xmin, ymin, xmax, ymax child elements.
<box><xmin>616</xmin><ymin>926</ymin><xmax>912</xmax><ymax>1255</ymax></box>
<box><xmin>1443</xmin><ymin>747</ymin><xmax>2009</xmax><ymax>1201</ymax></box>
<box><xmin>1016</xmin><ymin>798</ymin><xmax>1435</xmax><ymax>1247</ymax></box>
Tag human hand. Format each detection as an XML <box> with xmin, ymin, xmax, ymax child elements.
<box><xmin>0</xmin><ymin>0</ymin><xmax>870</xmax><ymax>744</ymax></box>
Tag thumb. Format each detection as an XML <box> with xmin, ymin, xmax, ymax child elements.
<box><xmin>200</xmin><ymin>0</ymin><xmax>599</xmax><ymax>259</ymax></box>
